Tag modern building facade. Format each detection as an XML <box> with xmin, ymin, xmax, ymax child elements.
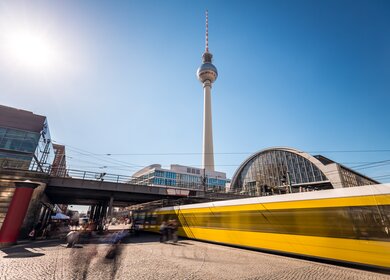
<box><xmin>132</xmin><ymin>164</ymin><xmax>227</xmax><ymax>192</ymax></box>
<box><xmin>197</xmin><ymin>11</ymin><xmax>218</xmax><ymax>172</ymax></box>
<box><xmin>0</xmin><ymin>105</ymin><xmax>55</xmax><ymax>171</ymax></box>
<box><xmin>230</xmin><ymin>147</ymin><xmax>378</xmax><ymax>196</ymax></box>
<box><xmin>0</xmin><ymin>105</ymin><xmax>57</xmax><ymax>244</ymax></box>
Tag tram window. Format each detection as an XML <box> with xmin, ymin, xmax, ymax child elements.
<box><xmin>349</xmin><ymin>206</ymin><xmax>390</xmax><ymax>240</ymax></box>
<box><xmin>150</xmin><ymin>213</ymin><xmax>157</xmax><ymax>225</ymax></box>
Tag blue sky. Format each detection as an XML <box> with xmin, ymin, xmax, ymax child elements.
<box><xmin>0</xmin><ymin>0</ymin><xmax>389</xmax><ymax>182</ymax></box>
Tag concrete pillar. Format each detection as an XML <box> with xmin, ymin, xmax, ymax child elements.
<box><xmin>107</xmin><ymin>196</ymin><xmax>114</xmax><ymax>218</ymax></box>
<box><xmin>100</xmin><ymin>202</ymin><xmax>107</xmax><ymax>221</ymax></box>
<box><xmin>43</xmin><ymin>209</ymin><xmax>52</xmax><ymax>225</ymax></box>
<box><xmin>38</xmin><ymin>206</ymin><xmax>47</xmax><ymax>223</ymax></box>
<box><xmin>0</xmin><ymin>181</ymin><xmax>39</xmax><ymax>246</ymax></box>
<box><xmin>93</xmin><ymin>205</ymin><xmax>101</xmax><ymax>222</ymax></box>
<box><xmin>89</xmin><ymin>205</ymin><xmax>96</xmax><ymax>220</ymax></box>
<box><xmin>46</xmin><ymin>208</ymin><xmax>52</xmax><ymax>222</ymax></box>
<box><xmin>39</xmin><ymin>207</ymin><xmax>48</xmax><ymax>228</ymax></box>
<box><xmin>97</xmin><ymin>202</ymin><xmax>107</xmax><ymax>233</ymax></box>
<box><xmin>97</xmin><ymin>205</ymin><xmax>102</xmax><ymax>221</ymax></box>
<box><xmin>202</xmin><ymin>80</ymin><xmax>214</xmax><ymax>172</ymax></box>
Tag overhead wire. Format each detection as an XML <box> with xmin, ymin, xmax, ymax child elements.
<box><xmin>55</xmin><ymin>142</ymin><xmax>390</xmax><ymax>177</ymax></box>
<box><xmin>53</xmin><ymin>141</ymin><xmax>140</xmax><ymax>169</ymax></box>
<box><xmin>21</xmin><ymin>139</ymin><xmax>387</xmax><ymax>181</ymax></box>
<box><xmin>60</xmin><ymin>149</ymin><xmax>390</xmax><ymax>156</ymax></box>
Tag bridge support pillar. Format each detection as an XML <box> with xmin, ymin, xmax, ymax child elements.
<box><xmin>100</xmin><ymin>202</ymin><xmax>107</xmax><ymax>221</ymax></box>
<box><xmin>93</xmin><ymin>205</ymin><xmax>101</xmax><ymax>222</ymax></box>
<box><xmin>43</xmin><ymin>207</ymin><xmax>53</xmax><ymax>226</ymax></box>
<box><xmin>89</xmin><ymin>205</ymin><xmax>96</xmax><ymax>220</ymax></box>
<box><xmin>39</xmin><ymin>207</ymin><xmax>48</xmax><ymax>225</ymax></box>
<box><xmin>107</xmin><ymin>196</ymin><xmax>114</xmax><ymax>218</ymax></box>
<box><xmin>97</xmin><ymin>202</ymin><xmax>107</xmax><ymax>233</ymax></box>
<box><xmin>38</xmin><ymin>206</ymin><xmax>47</xmax><ymax>223</ymax></box>
<box><xmin>40</xmin><ymin>209</ymin><xmax>46</xmax><ymax>226</ymax></box>
<box><xmin>0</xmin><ymin>181</ymin><xmax>39</xmax><ymax>247</ymax></box>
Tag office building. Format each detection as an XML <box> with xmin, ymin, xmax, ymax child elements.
<box><xmin>132</xmin><ymin>164</ymin><xmax>227</xmax><ymax>191</ymax></box>
<box><xmin>0</xmin><ymin>105</ymin><xmax>55</xmax><ymax>171</ymax></box>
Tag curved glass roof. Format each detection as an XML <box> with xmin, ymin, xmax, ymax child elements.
<box><xmin>231</xmin><ymin>149</ymin><xmax>329</xmax><ymax>195</ymax></box>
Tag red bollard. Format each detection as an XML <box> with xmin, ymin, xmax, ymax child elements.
<box><xmin>0</xmin><ymin>181</ymin><xmax>39</xmax><ymax>246</ymax></box>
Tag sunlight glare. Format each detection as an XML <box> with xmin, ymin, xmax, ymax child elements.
<box><xmin>4</xmin><ymin>28</ymin><xmax>58</xmax><ymax>71</ymax></box>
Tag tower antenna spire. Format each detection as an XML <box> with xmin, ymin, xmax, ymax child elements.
<box><xmin>205</xmin><ymin>10</ymin><xmax>209</xmax><ymax>52</ymax></box>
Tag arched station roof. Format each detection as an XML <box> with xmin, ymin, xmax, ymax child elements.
<box><xmin>230</xmin><ymin>147</ymin><xmax>334</xmax><ymax>193</ymax></box>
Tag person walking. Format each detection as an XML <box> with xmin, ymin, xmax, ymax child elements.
<box><xmin>66</xmin><ymin>230</ymin><xmax>79</xmax><ymax>248</ymax></box>
<box><xmin>171</xmin><ymin>219</ymin><xmax>179</xmax><ymax>243</ymax></box>
<box><xmin>159</xmin><ymin>221</ymin><xmax>167</xmax><ymax>243</ymax></box>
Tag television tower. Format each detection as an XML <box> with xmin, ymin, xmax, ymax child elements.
<box><xmin>197</xmin><ymin>11</ymin><xmax>218</xmax><ymax>172</ymax></box>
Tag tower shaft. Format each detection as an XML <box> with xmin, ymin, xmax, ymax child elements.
<box><xmin>202</xmin><ymin>80</ymin><xmax>214</xmax><ymax>172</ymax></box>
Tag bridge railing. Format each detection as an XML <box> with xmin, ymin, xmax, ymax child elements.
<box><xmin>0</xmin><ymin>164</ymin><xmax>235</xmax><ymax>194</ymax></box>
<box><xmin>64</xmin><ymin>169</ymin><xmax>133</xmax><ymax>184</ymax></box>
<box><xmin>56</xmin><ymin>168</ymin><xmax>209</xmax><ymax>191</ymax></box>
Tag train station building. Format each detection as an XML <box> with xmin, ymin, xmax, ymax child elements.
<box><xmin>230</xmin><ymin>147</ymin><xmax>379</xmax><ymax>196</ymax></box>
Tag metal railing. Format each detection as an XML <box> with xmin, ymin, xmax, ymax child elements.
<box><xmin>0</xmin><ymin>163</ymin><xmax>212</xmax><ymax>192</ymax></box>
<box><xmin>0</xmin><ymin>164</ymin><xmax>247</xmax><ymax>198</ymax></box>
<box><xmin>63</xmin><ymin>169</ymin><xmax>133</xmax><ymax>184</ymax></box>
<box><xmin>57</xmin><ymin>168</ymin><xmax>225</xmax><ymax>192</ymax></box>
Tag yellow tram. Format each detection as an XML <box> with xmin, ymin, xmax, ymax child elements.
<box><xmin>139</xmin><ymin>184</ymin><xmax>390</xmax><ymax>269</ymax></box>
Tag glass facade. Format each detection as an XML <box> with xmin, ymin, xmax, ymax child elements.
<box><xmin>0</xmin><ymin>119</ymin><xmax>54</xmax><ymax>172</ymax></box>
<box><xmin>132</xmin><ymin>166</ymin><xmax>227</xmax><ymax>191</ymax></box>
<box><xmin>231</xmin><ymin>149</ymin><xmax>331</xmax><ymax>196</ymax></box>
<box><xmin>0</xmin><ymin>127</ymin><xmax>40</xmax><ymax>169</ymax></box>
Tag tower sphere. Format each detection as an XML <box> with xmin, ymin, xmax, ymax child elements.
<box><xmin>197</xmin><ymin>61</ymin><xmax>218</xmax><ymax>84</ymax></box>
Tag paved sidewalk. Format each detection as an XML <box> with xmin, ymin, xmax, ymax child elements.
<box><xmin>0</xmin><ymin>233</ymin><xmax>388</xmax><ymax>280</ymax></box>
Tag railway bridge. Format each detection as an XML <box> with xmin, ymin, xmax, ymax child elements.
<box><xmin>0</xmin><ymin>167</ymin><xmax>238</xmax><ymax>247</ymax></box>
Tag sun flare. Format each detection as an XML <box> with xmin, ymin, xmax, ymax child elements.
<box><xmin>3</xmin><ymin>28</ymin><xmax>57</xmax><ymax>71</ymax></box>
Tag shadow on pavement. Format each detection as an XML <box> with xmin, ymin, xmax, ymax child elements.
<box><xmin>0</xmin><ymin>231</ymin><xmax>189</xmax><ymax>259</ymax></box>
<box><xmin>3</xmin><ymin>248</ymin><xmax>45</xmax><ymax>258</ymax></box>
<box><xmin>1</xmin><ymin>239</ymin><xmax>61</xmax><ymax>258</ymax></box>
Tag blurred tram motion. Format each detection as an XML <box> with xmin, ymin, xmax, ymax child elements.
<box><xmin>135</xmin><ymin>184</ymin><xmax>390</xmax><ymax>269</ymax></box>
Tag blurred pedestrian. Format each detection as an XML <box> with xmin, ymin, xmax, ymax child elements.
<box><xmin>171</xmin><ymin>219</ymin><xmax>178</xmax><ymax>243</ymax></box>
<box><xmin>66</xmin><ymin>230</ymin><xmax>79</xmax><ymax>248</ymax></box>
<box><xmin>159</xmin><ymin>221</ymin><xmax>167</xmax><ymax>242</ymax></box>
<box><xmin>167</xmin><ymin>220</ymin><xmax>175</xmax><ymax>241</ymax></box>
<box><xmin>105</xmin><ymin>230</ymin><xmax>128</xmax><ymax>259</ymax></box>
